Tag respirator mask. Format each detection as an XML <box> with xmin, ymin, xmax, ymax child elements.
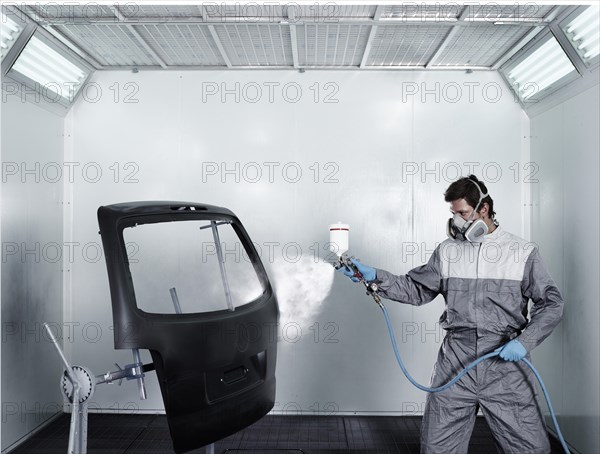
<box><xmin>446</xmin><ymin>179</ymin><xmax>493</xmax><ymax>243</ymax></box>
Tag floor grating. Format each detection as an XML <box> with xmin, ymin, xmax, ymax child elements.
<box><xmin>8</xmin><ymin>413</ymin><xmax>566</xmax><ymax>453</ymax></box>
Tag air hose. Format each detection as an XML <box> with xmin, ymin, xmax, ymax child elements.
<box><xmin>378</xmin><ymin>302</ymin><xmax>570</xmax><ymax>454</ymax></box>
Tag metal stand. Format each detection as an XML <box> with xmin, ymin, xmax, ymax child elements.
<box><xmin>44</xmin><ymin>323</ymin><xmax>150</xmax><ymax>454</ymax></box>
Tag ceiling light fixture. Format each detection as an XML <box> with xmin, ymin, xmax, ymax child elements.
<box><xmin>507</xmin><ymin>36</ymin><xmax>577</xmax><ymax>100</ymax></box>
<box><xmin>562</xmin><ymin>6</ymin><xmax>600</xmax><ymax>64</ymax></box>
<box><xmin>10</xmin><ymin>35</ymin><xmax>89</xmax><ymax>102</ymax></box>
<box><xmin>1</xmin><ymin>11</ymin><xmax>22</xmax><ymax>61</ymax></box>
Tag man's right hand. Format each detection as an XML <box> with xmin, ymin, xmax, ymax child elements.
<box><xmin>337</xmin><ymin>258</ymin><xmax>376</xmax><ymax>282</ymax></box>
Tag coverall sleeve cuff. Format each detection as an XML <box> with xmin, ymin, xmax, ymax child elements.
<box><xmin>514</xmin><ymin>332</ymin><xmax>537</xmax><ymax>353</ymax></box>
<box><xmin>374</xmin><ymin>269</ymin><xmax>396</xmax><ymax>290</ymax></box>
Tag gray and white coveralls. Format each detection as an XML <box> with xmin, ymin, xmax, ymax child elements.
<box><xmin>373</xmin><ymin>225</ymin><xmax>564</xmax><ymax>454</ymax></box>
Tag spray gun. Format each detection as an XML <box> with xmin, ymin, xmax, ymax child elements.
<box><xmin>329</xmin><ymin>222</ymin><xmax>382</xmax><ymax>307</ymax></box>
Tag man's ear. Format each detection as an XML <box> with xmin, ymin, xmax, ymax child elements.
<box><xmin>479</xmin><ymin>202</ymin><xmax>489</xmax><ymax>218</ymax></box>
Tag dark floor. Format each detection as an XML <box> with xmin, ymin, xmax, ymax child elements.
<box><xmin>10</xmin><ymin>413</ymin><xmax>565</xmax><ymax>453</ymax></box>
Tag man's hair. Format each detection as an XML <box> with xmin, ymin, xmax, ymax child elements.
<box><xmin>444</xmin><ymin>175</ymin><xmax>496</xmax><ymax>219</ymax></box>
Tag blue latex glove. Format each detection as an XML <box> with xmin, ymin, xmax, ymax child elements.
<box><xmin>494</xmin><ymin>339</ymin><xmax>527</xmax><ymax>361</ymax></box>
<box><xmin>337</xmin><ymin>258</ymin><xmax>376</xmax><ymax>283</ymax></box>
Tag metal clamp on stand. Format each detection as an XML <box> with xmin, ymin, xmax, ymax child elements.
<box><xmin>96</xmin><ymin>350</ymin><xmax>147</xmax><ymax>400</ymax></box>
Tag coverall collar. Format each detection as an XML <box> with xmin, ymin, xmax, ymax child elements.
<box><xmin>482</xmin><ymin>224</ymin><xmax>504</xmax><ymax>242</ymax></box>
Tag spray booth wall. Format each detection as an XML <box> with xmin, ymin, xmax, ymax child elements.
<box><xmin>1</xmin><ymin>94</ymin><xmax>64</xmax><ymax>450</ymax></box>
<box><xmin>530</xmin><ymin>83</ymin><xmax>600</xmax><ymax>454</ymax></box>
<box><xmin>62</xmin><ymin>69</ymin><xmax>531</xmax><ymax>416</ymax></box>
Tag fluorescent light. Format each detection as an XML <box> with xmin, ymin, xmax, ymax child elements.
<box><xmin>523</xmin><ymin>63</ymin><xmax>574</xmax><ymax>100</ymax></box>
<box><xmin>562</xmin><ymin>6</ymin><xmax>600</xmax><ymax>64</ymax></box>
<box><xmin>507</xmin><ymin>36</ymin><xmax>577</xmax><ymax>100</ymax></box>
<box><xmin>508</xmin><ymin>39</ymin><xmax>556</xmax><ymax>80</ymax></box>
<box><xmin>584</xmin><ymin>44</ymin><xmax>599</xmax><ymax>59</ymax></box>
<box><xmin>1</xmin><ymin>11</ymin><xmax>22</xmax><ymax>61</ymax></box>
<box><xmin>11</xmin><ymin>35</ymin><xmax>89</xmax><ymax>102</ymax></box>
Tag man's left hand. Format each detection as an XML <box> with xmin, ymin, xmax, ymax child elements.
<box><xmin>495</xmin><ymin>339</ymin><xmax>527</xmax><ymax>361</ymax></box>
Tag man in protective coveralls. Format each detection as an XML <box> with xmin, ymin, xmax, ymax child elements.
<box><xmin>342</xmin><ymin>175</ymin><xmax>564</xmax><ymax>454</ymax></box>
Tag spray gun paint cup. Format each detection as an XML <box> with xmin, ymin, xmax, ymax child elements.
<box><xmin>329</xmin><ymin>222</ymin><xmax>349</xmax><ymax>257</ymax></box>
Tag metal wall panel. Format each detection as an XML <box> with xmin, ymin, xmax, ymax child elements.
<box><xmin>1</xmin><ymin>91</ymin><xmax>64</xmax><ymax>451</ymax></box>
<box><xmin>27</xmin><ymin>4</ymin><xmax>116</xmax><ymax>19</ymax></box>
<box><xmin>56</xmin><ymin>24</ymin><xmax>158</xmax><ymax>66</ymax></box>
<box><xmin>469</xmin><ymin>4</ymin><xmax>554</xmax><ymax>20</ymax></box>
<box><xmin>203</xmin><ymin>4</ymin><xmax>285</xmax><ymax>20</ymax></box>
<box><xmin>530</xmin><ymin>84</ymin><xmax>600</xmax><ymax>454</ymax></box>
<box><xmin>132</xmin><ymin>5</ymin><xmax>204</xmax><ymax>18</ymax></box>
<box><xmin>135</xmin><ymin>24</ymin><xmax>225</xmax><ymax>66</ymax></box>
<box><xmin>214</xmin><ymin>24</ymin><xmax>293</xmax><ymax>66</ymax></box>
<box><xmin>434</xmin><ymin>24</ymin><xmax>529</xmax><ymax>67</ymax></box>
<box><xmin>382</xmin><ymin>5</ymin><xmax>460</xmax><ymax>20</ymax></box>
<box><xmin>367</xmin><ymin>24</ymin><xmax>453</xmax><ymax>66</ymax></box>
<box><xmin>297</xmin><ymin>24</ymin><xmax>370</xmax><ymax>66</ymax></box>
<box><xmin>296</xmin><ymin>4</ymin><xmax>376</xmax><ymax>19</ymax></box>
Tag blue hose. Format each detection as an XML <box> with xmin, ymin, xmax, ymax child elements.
<box><xmin>379</xmin><ymin>302</ymin><xmax>570</xmax><ymax>454</ymax></box>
